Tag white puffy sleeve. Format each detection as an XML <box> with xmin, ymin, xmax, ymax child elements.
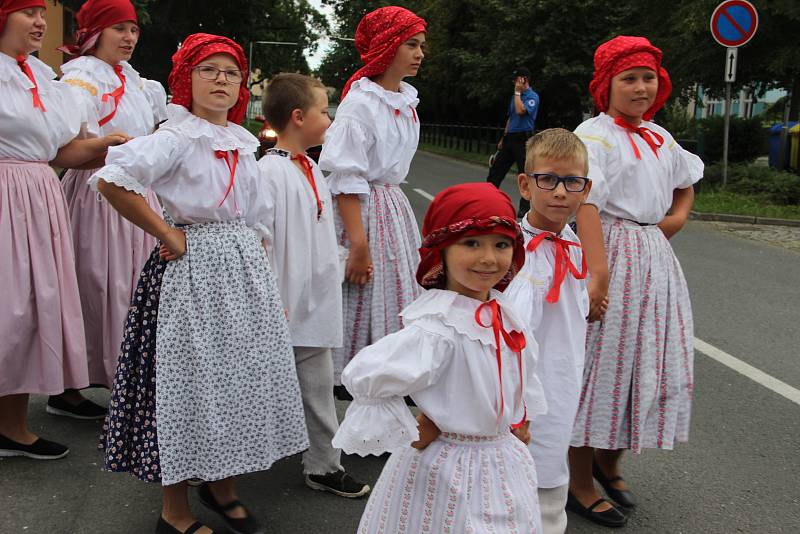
<box><xmin>331</xmin><ymin>325</ymin><xmax>454</xmax><ymax>456</ymax></box>
<box><xmin>252</xmin><ymin>160</ymin><xmax>277</xmax><ymax>247</ymax></box>
<box><xmin>669</xmin><ymin>138</ymin><xmax>704</xmax><ymax>189</ymax></box>
<box><xmin>576</xmin><ymin>127</ymin><xmax>613</xmax><ymax>213</ymax></box>
<box><xmin>523</xmin><ymin>340</ymin><xmax>548</xmax><ymax>421</ymax></box>
<box><xmin>51</xmin><ymin>80</ymin><xmax>101</xmax><ymax>141</ymax></box>
<box><xmin>89</xmin><ymin>129</ymin><xmax>181</xmax><ymax>196</ymax></box>
<box><xmin>318</xmin><ymin>116</ymin><xmax>374</xmax><ymax>196</ymax></box>
<box><xmin>142</xmin><ymin>78</ymin><xmax>168</xmax><ymax>124</ymax></box>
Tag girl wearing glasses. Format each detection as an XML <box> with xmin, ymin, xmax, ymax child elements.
<box><xmin>318</xmin><ymin>6</ymin><xmax>427</xmax><ymax>391</ymax></box>
<box><xmin>92</xmin><ymin>33</ymin><xmax>307</xmax><ymax>534</ymax></box>
<box><xmin>50</xmin><ymin>0</ymin><xmax>167</xmax><ymax>419</ymax></box>
<box><xmin>567</xmin><ymin>36</ymin><xmax>703</xmax><ymax>525</ymax></box>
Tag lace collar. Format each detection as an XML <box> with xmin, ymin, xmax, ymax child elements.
<box><xmin>350</xmin><ymin>77</ymin><xmax>419</xmax><ymax>114</ymax></box>
<box><xmin>160</xmin><ymin>104</ymin><xmax>260</xmax><ymax>153</ymax></box>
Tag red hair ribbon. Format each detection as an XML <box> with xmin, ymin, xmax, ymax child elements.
<box><xmin>291</xmin><ymin>153</ymin><xmax>323</xmax><ymax>220</ymax></box>
<box><xmin>613</xmin><ymin>116</ymin><xmax>664</xmax><ymax>159</ymax></box>
<box><xmin>474</xmin><ymin>299</ymin><xmax>528</xmax><ymax>430</ymax></box>
<box><xmin>98</xmin><ymin>64</ymin><xmax>125</xmax><ymax>127</ymax></box>
<box><xmin>214</xmin><ymin>149</ymin><xmax>239</xmax><ymax>208</ymax></box>
<box><xmin>16</xmin><ymin>56</ymin><xmax>45</xmax><ymax>111</ymax></box>
<box><xmin>526</xmin><ymin>231</ymin><xmax>587</xmax><ymax>303</ymax></box>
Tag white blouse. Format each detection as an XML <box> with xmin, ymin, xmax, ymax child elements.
<box><xmin>257</xmin><ymin>150</ymin><xmax>344</xmax><ymax>348</ymax></box>
<box><xmin>331</xmin><ymin>289</ymin><xmax>547</xmax><ymax>457</ymax></box>
<box><xmin>61</xmin><ymin>55</ymin><xmax>167</xmax><ymax>138</ymax></box>
<box><xmin>90</xmin><ymin>104</ymin><xmax>268</xmax><ymax>237</ymax></box>
<box><xmin>504</xmin><ymin>218</ymin><xmax>589</xmax><ymax>488</ymax></box>
<box><xmin>318</xmin><ymin>77</ymin><xmax>420</xmax><ymax>196</ymax></box>
<box><xmin>576</xmin><ymin>113</ymin><xmax>704</xmax><ymax>224</ymax></box>
<box><xmin>0</xmin><ymin>52</ymin><xmax>93</xmax><ymax>161</ymax></box>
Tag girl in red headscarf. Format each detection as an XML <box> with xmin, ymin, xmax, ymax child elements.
<box><xmin>0</xmin><ymin>0</ymin><xmax>128</xmax><ymax>461</ymax></box>
<box><xmin>46</xmin><ymin>0</ymin><xmax>168</xmax><ymax>419</ymax></box>
<box><xmin>92</xmin><ymin>33</ymin><xmax>308</xmax><ymax>534</ymax></box>
<box><xmin>566</xmin><ymin>36</ymin><xmax>703</xmax><ymax>525</ymax></box>
<box><xmin>318</xmin><ymin>6</ymin><xmax>427</xmax><ymax>392</ymax></box>
<box><xmin>332</xmin><ymin>182</ymin><xmax>548</xmax><ymax>534</ymax></box>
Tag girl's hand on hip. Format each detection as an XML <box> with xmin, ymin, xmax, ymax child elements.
<box><xmin>345</xmin><ymin>242</ymin><xmax>372</xmax><ymax>285</ymax></box>
<box><xmin>657</xmin><ymin>213</ymin><xmax>687</xmax><ymax>240</ymax></box>
<box><xmin>411</xmin><ymin>413</ymin><xmax>441</xmax><ymax>450</ymax></box>
<box><xmin>511</xmin><ymin>421</ymin><xmax>531</xmax><ymax>445</ymax></box>
<box><xmin>159</xmin><ymin>228</ymin><xmax>186</xmax><ymax>261</ymax></box>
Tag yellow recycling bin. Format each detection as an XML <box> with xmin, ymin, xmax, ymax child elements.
<box><xmin>790</xmin><ymin>124</ymin><xmax>799</xmax><ymax>171</ymax></box>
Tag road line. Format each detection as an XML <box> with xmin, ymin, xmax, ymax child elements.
<box><xmin>411</xmin><ymin>185</ymin><xmax>800</xmax><ymax>406</ymax></box>
<box><xmin>695</xmin><ymin>337</ymin><xmax>800</xmax><ymax>406</ymax></box>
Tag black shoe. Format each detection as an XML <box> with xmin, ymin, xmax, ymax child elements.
<box><xmin>333</xmin><ymin>385</ymin><xmax>353</xmax><ymax>401</ymax></box>
<box><xmin>305</xmin><ymin>470</ymin><xmax>371</xmax><ymax>498</ymax></box>
<box><xmin>566</xmin><ymin>492</ymin><xmax>627</xmax><ymax>528</ymax></box>
<box><xmin>47</xmin><ymin>395</ymin><xmax>107</xmax><ymax>420</ymax></box>
<box><xmin>155</xmin><ymin>516</ymin><xmax>212</xmax><ymax>534</ymax></box>
<box><xmin>0</xmin><ymin>433</ymin><xmax>69</xmax><ymax>460</ymax></box>
<box><xmin>197</xmin><ymin>483</ymin><xmax>263</xmax><ymax>534</ymax></box>
<box><xmin>593</xmin><ymin>462</ymin><xmax>637</xmax><ymax>509</ymax></box>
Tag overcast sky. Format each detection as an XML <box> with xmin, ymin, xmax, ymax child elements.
<box><xmin>306</xmin><ymin>0</ymin><xmax>335</xmax><ymax>70</ymax></box>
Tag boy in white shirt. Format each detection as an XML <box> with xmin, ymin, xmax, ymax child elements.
<box><xmin>505</xmin><ymin>128</ymin><xmax>616</xmax><ymax>532</ymax></box>
<box><xmin>258</xmin><ymin>73</ymin><xmax>369</xmax><ymax>498</ymax></box>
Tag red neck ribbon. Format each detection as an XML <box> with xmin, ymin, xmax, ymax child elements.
<box><xmin>214</xmin><ymin>149</ymin><xmax>239</xmax><ymax>208</ymax></box>
<box><xmin>16</xmin><ymin>56</ymin><xmax>45</xmax><ymax>111</ymax></box>
<box><xmin>474</xmin><ymin>299</ymin><xmax>527</xmax><ymax>430</ymax></box>
<box><xmin>393</xmin><ymin>106</ymin><xmax>417</xmax><ymax>122</ymax></box>
<box><xmin>614</xmin><ymin>116</ymin><xmax>664</xmax><ymax>159</ymax></box>
<box><xmin>291</xmin><ymin>153</ymin><xmax>323</xmax><ymax>220</ymax></box>
<box><xmin>526</xmin><ymin>231</ymin><xmax>587</xmax><ymax>303</ymax></box>
<box><xmin>98</xmin><ymin>64</ymin><xmax>126</xmax><ymax>127</ymax></box>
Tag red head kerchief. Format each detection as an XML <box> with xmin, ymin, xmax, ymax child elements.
<box><xmin>340</xmin><ymin>6</ymin><xmax>426</xmax><ymax>100</ymax></box>
<box><xmin>58</xmin><ymin>0</ymin><xmax>137</xmax><ymax>56</ymax></box>
<box><xmin>589</xmin><ymin>35</ymin><xmax>672</xmax><ymax>121</ymax></box>
<box><xmin>0</xmin><ymin>0</ymin><xmax>45</xmax><ymax>35</ymax></box>
<box><xmin>417</xmin><ymin>183</ymin><xmax>525</xmax><ymax>292</ymax></box>
<box><xmin>168</xmin><ymin>33</ymin><xmax>250</xmax><ymax>125</ymax></box>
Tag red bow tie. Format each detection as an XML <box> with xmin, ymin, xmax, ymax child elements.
<box><xmin>215</xmin><ymin>149</ymin><xmax>239</xmax><ymax>209</ymax></box>
<box><xmin>99</xmin><ymin>64</ymin><xmax>126</xmax><ymax>127</ymax></box>
<box><xmin>291</xmin><ymin>153</ymin><xmax>323</xmax><ymax>220</ymax></box>
<box><xmin>475</xmin><ymin>299</ymin><xmax>527</xmax><ymax>430</ymax></box>
<box><xmin>16</xmin><ymin>56</ymin><xmax>45</xmax><ymax>112</ymax></box>
<box><xmin>526</xmin><ymin>231</ymin><xmax>587</xmax><ymax>303</ymax></box>
<box><xmin>614</xmin><ymin>116</ymin><xmax>664</xmax><ymax>159</ymax></box>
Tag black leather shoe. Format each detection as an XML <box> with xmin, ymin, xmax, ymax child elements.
<box><xmin>0</xmin><ymin>433</ymin><xmax>69</xmax><ymax>460</ymax></box>
<box><xmin>197</xmin><ymin>483</ymin><xmax>264</xmax><ymax>534</ymax></box>
<box><xmin>566</xmin><ymin>492</ymin><xmax>627</xmax><ymax>528</ymax></box>
<box><xmin>155</xmin><ymin>516</ymin><xmax>212</xmax><ymax>534</ymax></box>
<box><xmin>593</xmin><ymin>462</ymin><xmax>637</xmax><ymax>509</ymax></box>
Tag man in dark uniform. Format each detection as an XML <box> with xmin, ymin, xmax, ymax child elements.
<box><xmin>486</xmin><ymin>67</ymin><xmax>540</xmax><ymax>216</ymax></box>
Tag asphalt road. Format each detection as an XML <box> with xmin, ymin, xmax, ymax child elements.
<box><xmin>2</xmin><ymin>151</ymin><xmax>798</xmax><ymax>534</ymax></box>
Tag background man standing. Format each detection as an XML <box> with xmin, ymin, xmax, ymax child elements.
<box><xmin>486</xmin><ymin>67</ymin><xmax>540</xmax><ymax>216</ymax></box>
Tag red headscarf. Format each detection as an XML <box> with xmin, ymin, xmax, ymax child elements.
<box><xmin>417</xmin><ymin>183</ymin><xmax>525</xmax><ymax>291</ymax></box>
<box><xmin>58</xmin><ymin>0</ymin><xmax>137</xmax><ymax>57</ymax></box>
<box><xmin>0</xmin><ymin>0</ymin><xmax>45</xmax><ymax>35</ymax></box>
<box><xmin>168</xmin><ymin>33</ymin><xmax>250</xmax><ymax>125</ymax></box>
<box><xmin>589</xmin><ymin>35</ymin><xmax>672</xmax><ymax>121</ymax></box>
<box><xmin>340</xmin><ymin>6</ymin><xmax>426</xmax><ymax>100</ymax></box>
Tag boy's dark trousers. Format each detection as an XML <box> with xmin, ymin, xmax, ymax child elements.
<box><xmin>486</xmin><ymin>130</ymin><xmax>534</xmax><ymax>218</ymax></box>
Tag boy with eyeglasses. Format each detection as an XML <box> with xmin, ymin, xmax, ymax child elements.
<box><xmin>504</xmin><ymin>128</ymin><xmax>601</xmax><ymax>534</ymax></box>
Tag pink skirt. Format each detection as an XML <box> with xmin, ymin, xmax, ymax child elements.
<box><xmin>61</xmin><ymin>168</ymin><xmax>159</xmax><ymax>387</ymax></box>
<box><xmin>0</xmin><ymin>160</ymin><xmax>89</xmax><ymax>396</ymax></box>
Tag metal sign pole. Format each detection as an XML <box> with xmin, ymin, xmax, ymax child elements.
<box><xmin>722</xmin><ymin>81</ymin><xmax>731</xmax><ymax>186</ymax></box>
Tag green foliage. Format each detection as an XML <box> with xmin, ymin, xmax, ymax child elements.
<box><xmin>692</xmin><ymin>189</ymin><xmax>800</xmax><ymax>219</ymax></box>
<box><xmin>701</xmin><ymin>163</ymin><xmax>800</xmax><ymax>205</ymax></box>
<box><xmin>660</xmin><ymin>102</ymin><xmax>697</xmax><ymax>140</ymax></box>
<box><xmin>697</xmin><ymin>116</ymin><xmax>767</xmax><ymax>163</ymax></box>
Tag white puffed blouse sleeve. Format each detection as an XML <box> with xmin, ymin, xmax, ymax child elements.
<box><xmin>142</xmin><ymin>78</ymin><xmax>168</xmax><ymax>123</ymax></box>
<box><xmin>576</xmin><ymin>119</ymin><xmax>613</xmax><ymax>212</ymax></box>
<box><xmin>318</xmin><ymin>116</ymin><xmax>374</xmax><ymax>196</ymax></box>
<box><xmin>669</xmin><ymin>137</ymin><xmax>704</xmax><ymax>189</ymax></box>
<box><xmin>331</xmin><ymin>325</ymin><xmax>455</xmax><ymax>456</ymax></box>
<box><xmin>89</xmin><ymin>129</ymin><xmax>181</xmax><ymax>196</ymax></box>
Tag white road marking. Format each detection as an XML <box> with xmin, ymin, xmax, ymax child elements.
<box><xmin>413</xmin><ymin>185</ymin><xmax>800</xmax><ymax>406</ymax></box>
<box><xmin>694</xmin><ymin>337</ymin><xmax>800</xmax><ymax>406</ymax></box>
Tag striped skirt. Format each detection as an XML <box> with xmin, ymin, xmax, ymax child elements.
<box><xmin>332</xmin><ymin>183</ymin><xmax>422</xmax><ymax>383</ymax></box>
<box><xmin>358</xmin><ymin>433</ymin><xmax>542</xmax><ymax>534</ymax></box>
<box><xmin>571</xmin><ymin>218</ymin><xmax>693</xmax><ymax>453</ymax></box>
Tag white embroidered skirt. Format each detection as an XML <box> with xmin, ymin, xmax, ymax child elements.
<box><xmin>332</xmin><ymin>183</ymin><xmax>422</xmax><ymax>383</ymax></box>
<box><xmin>571</xmin><ymin>218</ymin><xmax>694</xmax><ymax>453</ymax></box>
<box><xmin>61</xmin><ymin>167</ymin><xmax>159</xmax><ymax>387</ymax></box>
<box><xmin>358</xmin><ymin>432</ymin><xmax>543</xmax><ymax>534</ymax></box>
<box><xmin>155</xmin><ymin>220</ymin><xmax>308</xmax><ymax>485</ymax></box>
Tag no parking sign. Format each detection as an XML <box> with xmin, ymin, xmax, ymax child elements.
<box><xmin>710</xmin><ymin>0</ymin><xmax>758</xmax><ymax>48</ymax></box>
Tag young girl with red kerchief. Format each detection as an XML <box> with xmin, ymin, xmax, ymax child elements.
<box><xmin>318</xmin><ymin>6</ymin><xmax>426</xmax><ymax>389</ymax></box>
<box><xmin>567</xmin><ymin>36</ymin><xmax>703</xmax><ymax>525</ymax></box>
<box><xmin>332</xmin><ymin>182</ymin><xmax>548</xmax><ymax>534</ymax></box>
<box><xmin>48</xmin><ymin>0</ymin><xmax>168</xmax><ymax>418</ymax></box>
<box><xmin>93</xmin><ymin>33</ymin><xmax>307</xmax><ymax>534</ymax></box>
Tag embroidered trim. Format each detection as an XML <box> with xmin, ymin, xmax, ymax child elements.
<box><xmin>64</xmin><ymin>78</ymin><xmax>99</xmax><ymax>97</ymax></box>
<box><xmin>88</xmin><ymin>164</ymin><xmax>147</xmax><ymax>197</ymax></box>
<box><xmin>266</xmin><ymin>148</ymin><xmax>291</xmax><ymax>158</ymax></box>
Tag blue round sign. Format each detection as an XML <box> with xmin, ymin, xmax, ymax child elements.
<box><xmin>711</xmin><ymin>0</ymin><xmax>758</xmax><ymax>47</ymax></box>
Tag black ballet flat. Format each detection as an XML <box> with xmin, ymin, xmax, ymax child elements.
<box><xmin>593</xmin><ymin>461</ymin><xmax>637</xmax><ymax>510</ymax></box>
<box><xmin>197</xmin><ymin>483</ymin><xmax>264</xmax><ymax>534</ymax></box>
<box><xmin>155</xmin><ymin>516</ymin><xmax>213</xmax><ymax>534</ymax></box>
<box><xmin>566</xmin><ymin>492</ymin><xmax>627</xmax><ymax>528</ymax></box>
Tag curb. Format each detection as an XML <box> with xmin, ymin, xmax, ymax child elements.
<box><xmin>689</xmin><ymin>211</ymin><xmax>800</xmax><ymax>227</ymax></box>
